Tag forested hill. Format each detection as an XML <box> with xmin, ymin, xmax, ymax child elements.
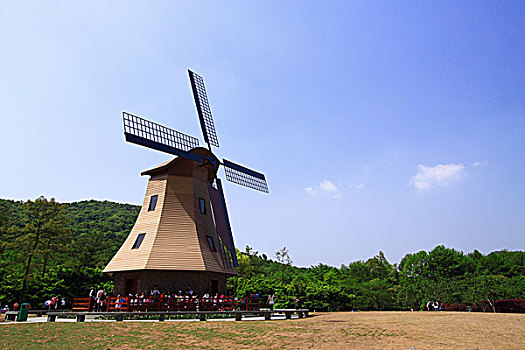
<box><xmin>0</xmin><ymin>197</ymin><xmax>524</xmax><ymax>311</ymax></box>
<box><xmin>64</xmin><ymin>200</ymin><xmax>140</xmax><ymax>267</ymax></box>
<box><xmin>0</xmin><ymin>198</ymin><xmax>140</xmax><ymax>307</ymax></box>
<box><xmin>1</xmin><ymin>198</ymin><xmax>140</xmax><ymax>269</ymax></box>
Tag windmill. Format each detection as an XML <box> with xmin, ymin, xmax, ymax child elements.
<box><xmin>104</xmin><ymin>70</ymin><xmax>268</xmax><ymax>296</ymax></box>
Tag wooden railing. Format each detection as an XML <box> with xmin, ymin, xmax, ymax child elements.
<box><xmin>74</xmin><ymin>296</ymin><xmax>260</xmax><ymax>312</ymax></box>
<box><xmin>72</xmin><ymin>298</ymin><xmax>91</xmax><ymax>311</ymax></box>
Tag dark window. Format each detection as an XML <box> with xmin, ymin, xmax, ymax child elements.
<box><xmin>148</xmin><ymin>195</ymin><xmax>158</xmax><ymax>211</ymax></box>
<box><xmin>132</xmin><ymin>233</ymin><xmax>146</xmax><ymax>249</ymax></box>
<box><xmin>199</xmin><ymin>198</ymin><xmax>206</xmax><ymax>214</ymax></box>
<box><xmin>206</xmin><ymin>236</ymin><xmax>216</xmax><ymax>251</ymax></box>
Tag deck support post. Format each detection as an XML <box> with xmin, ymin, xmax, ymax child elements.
<box><xmin>76</xmin><ymin>314</ymin><xmax>85</xmax><ymax>322</ymax></box>
<box><xmin>6</xmin><ymin>313</ymin><xmax>17</xmax><ymax>321</ymax></box>
<box><xmin>199</xmin><ymin>313</ymin><xmax>206</xmax><ymax>321</ymax></box>
<box><xmin>285</xmin><ymin>311</ymin><xmax>291</xmax><ymax>319</ymax></box>
<box><xmin>115</xmin><ymin>314</ymin><xmax>124</xmax><ymax>322</ymax></box>
<box><xmin>159</xmin><ymin>314</ymin><xmax>165</xmax><ymax>321</ymax></box>
<box><xmin>47</xmin><ymin>314</ymin><xmax>56</xmax><ymax>322</ymax></box>
<box><xmin>235</xmin><ymin>313</ymin><xmax>242</xmax><ymax>321</ymax></box>
<box><xmin>264</xmin><ymin>312</ymin><xmax>271</xmax><ymax>320</ymax></box>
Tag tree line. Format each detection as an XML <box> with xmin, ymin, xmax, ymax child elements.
<box><xmin>233</xmin><ymin>245</ymin><xmax>524</xmax><ymax>312</ymax></box>
<box><xmin>0</xmin><ymin>197</ymin><xmax>523</xmax><ymax>311</ymax></box>
<box><xmin>0</xmin><ymin>197</ymin><xmax>139</xmax><ymax>307</ymax></box>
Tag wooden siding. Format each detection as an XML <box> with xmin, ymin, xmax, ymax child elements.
<box><xmin>104</xmin><ymin>175</ymin><xmax>167</xmax><ymax>272</ymax></box>
<box><xmin>146</xmin><ymin>174</ymin><xmax>205</xmax><ymax>270</ymax></box>
<box><xmin>104</xmin><ymin>155</ymin><xmax>237</xmax><ymax>276</ymax></box>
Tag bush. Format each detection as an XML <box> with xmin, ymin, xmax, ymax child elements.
<box><xmin>494</xmin><ymin>299</ymin><xmax>525</xmax><ymax>313</ymax></box>
<box><xmin>445</xmin><ymin>303</ymin><xmax>473</xmax><ymax>311</ymax></box>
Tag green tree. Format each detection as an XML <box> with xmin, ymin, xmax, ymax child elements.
<box><xmin>70</xmin><ymin>230</ymin><xmax>113</xmax><ymax>272</ymax></box>
<box><xmin>0</xmin><ymin>200</ymin><xmax>15</xmax><ymax>256</ymax></box>
<box><xmin>9</xmin><ymin>196</ymin><xmax>69</xmax><ymax>302</ymax></box>
<box><xmin>427</xmin><ymin>245</ymin><xmax>467</xmax><ymax>280</ymax></box>
<box><xmin>275</xmin><ymin>247</ymin><xmax>292</xmax><ymax>282</ymax></box>
<box><xmin>467</xmin><ymin>275</ymin><xmax>507</xmax><ymax>312</ymax></box>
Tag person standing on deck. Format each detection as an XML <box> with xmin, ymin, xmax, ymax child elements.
<box><xmin>294</xmin><ymin>297</ymin><xmax>302</xmax><ymax>309</ymax></box>
<box><xmin>89</xmin><ymin>286</ymin><xmax>98</xmax><ymax>311</ymax></box>
<box><xmin>150</xmin><ymin>285</ymin><xmax>160</xmax><ymax>297</ymax></box>
<box><xmin>96</xmin><ymin>288</ymin><xmax>106</xmax><ymax>311</ymax></box>
<box><xmin>267</xmin><ymin>294</ymin><xmax>275</xmax><ymax>310</ymax></box>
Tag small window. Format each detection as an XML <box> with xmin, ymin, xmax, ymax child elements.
<box><xmin>148</xmin><ymin>195</ymin><xmax>158</xmax><ymax>211</ymax></box>
<box><xmin>199</xmin><ymin>198</ymin><xmax>206</xmax><ymax>214</ymax></box>
<box><xmin>206</xmin><ymin>236</ymin><xmax>216</xmax><ymax>251</ymax></box>
<box><xmin>132</xmin><ymin>233</ymin><xmax>146</xmax><ymax>249</ymax></box>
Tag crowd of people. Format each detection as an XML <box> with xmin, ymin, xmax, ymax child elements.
<box><xmin>425</xmin><ymin>301</ymin><xmax>444</xmax><ymax>311</ymax></box>
<box><xmin>44</xmin><ymin>296</ymin><xmax>65</xmax><ymax>310</ymax></box>
<box><xmin>84</xmin><ymin>285</ymin><xmax>281</xmax><ymax>312</ymax></box>
<box><xmin>1</xmin><ymin>304</ymin><xmax>13</xmax><ymax>312</ymax></box>
<box><xmin>1</xmin><ymin>285</ymin><xmax>298</xmax><ymax>314</ymax></box>
<box><xmin>1</xmin><ymin>298</ymin><xmax>64</xmax><ymax>312</ymax></box>
<box><xmin>89</xmin><ymin>286</ymin><xmax>108</xmax><ymax>311</ymax></box>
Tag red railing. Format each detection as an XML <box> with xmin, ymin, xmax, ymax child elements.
<box><xmin>74</xmin><ymin>296</ymin><xmax>260</xmax><ymax>312</ymax></box>
<box><xmin>72</xmin><ymin>298</ymin><xmax>91</xmax><ymax>311</ymax></box>
<box><xmin>107</xmin><ymin>296</ymin><xmax>130</xmax><ymax>312</ymax></box>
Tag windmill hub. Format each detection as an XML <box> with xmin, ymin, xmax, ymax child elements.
<box><xmin>103</xmin><ymin>70</ymin><xmax>268</xmax><ymax>296</ymax></box>
<box><xmin>188</xmin><ymin>147</ymin><xmax>221</xmax><ymax>182</ymax></box>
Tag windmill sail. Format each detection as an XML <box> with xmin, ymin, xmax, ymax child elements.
<box><xmin>188</xmin><ymin>70</ymin><xmax>220</xmax><ymax>148</ymax></box>
<box><xmin>223</xmin><ymin>159</ymin><xmax>269</xmax><ymax>193</ymax></box>
<box><xmin>122</xmin><ymin>111</ymin><xmax>202</xmax><ymax>162</ymax></box>
<box><xmin>207</xmin><ymin>179</ymin><xmax>239</xmax><ymax>267</ymax></box>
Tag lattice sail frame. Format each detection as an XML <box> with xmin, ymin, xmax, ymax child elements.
<box><xmin>188</xmin><ymin>70</ymin><xmax>220</xmax><ymax>147</ymax></box>
<box><xmin>223</xmin><ymin>159</ymin><xmax>269</xmax><ymax>193</ymax></box>
<box><xmin>123</xmin><ymin>112</ymin><xmax>199</xmax><ymax>152</ymax></box>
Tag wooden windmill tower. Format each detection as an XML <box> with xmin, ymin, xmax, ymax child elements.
<box><xmin>104</xmin><ymin>70</ymin><xmax>268</xmax><ymax>296</ymax></box>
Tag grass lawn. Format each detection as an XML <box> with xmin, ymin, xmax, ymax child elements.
<box><xmin>1</xmin><ymin>311</ymin><xmax>524</xmax><ymax>349</ymax></box>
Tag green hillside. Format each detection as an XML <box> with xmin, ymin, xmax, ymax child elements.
<box><xmin>0</xmin><ymin>197</ymin><xmax>140</xmax><ymax>307</ymax></box>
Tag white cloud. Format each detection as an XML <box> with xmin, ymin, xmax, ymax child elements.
<box><xmin>355</xmin><ymin>183</ymin><xmax>365</xmax><ymax>189</ymax></box>
<box><xmin>472</xmin><ymin>161</ymin><xmax>487</xmax><ymax>167</ymax></box>
<box><xmin>305</xmin><ymin>180</ymin><xmax>341</xmax><ymax>197</ymax></box>
<box><xmin>319</xmin><ymin>180</ymin><xmax>338</xmax><ymax>192</ymax></box>
<box><xmin>411</xmin><ymin>163</ymin><xmax>466</xmax><ymax>190</ymax></box>
<box><xmin>304</xmin><ymin>187</ymin><xmax>314</xmax><ymax>195</ymax></box>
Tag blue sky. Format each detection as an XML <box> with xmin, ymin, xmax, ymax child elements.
<box><xmin>1</xmin><ymin>1</ymin><xmax>524</xmax><ymax>266</ymax></box>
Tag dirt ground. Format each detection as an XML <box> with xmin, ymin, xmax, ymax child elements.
<box><xmin>299</xmin><ymin>311</ymin><xmax>525</xmax><ymax>349</ymax></box>
<box><xmin>1</xmin><ymin>311</ymin><xmax>524</xmax><ymax>349</ymax></box>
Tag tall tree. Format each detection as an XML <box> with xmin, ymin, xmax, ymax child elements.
<box><xmin>11</xmin><ymin>196</ymin><xmax>69</xmax><ymax>302</ymax></box>
<box><xmin>0</xmin><ymin>201</ymin><xmax>8</xmax><ymax>256</ymax></box>
<box><xmin>275</xmin><ymin>246</ymin><xmax>292</xmax><ymax>282</ymax></box>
